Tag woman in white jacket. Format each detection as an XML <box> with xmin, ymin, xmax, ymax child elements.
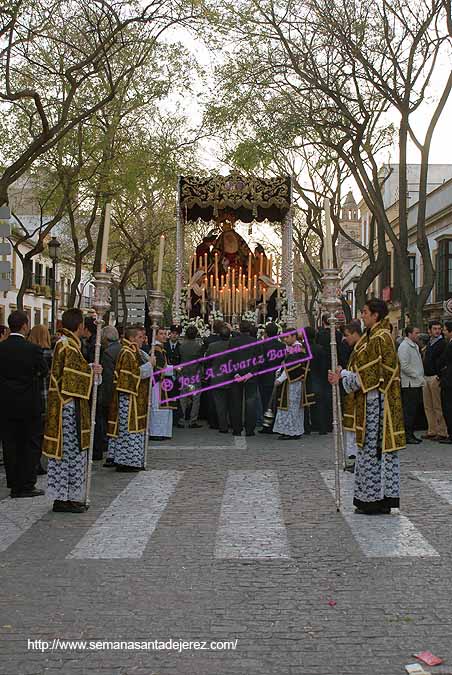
<box><xmin>397</xmin><ymin>326</ymin><xmax>425</xmax><ymax>444</ymax></box>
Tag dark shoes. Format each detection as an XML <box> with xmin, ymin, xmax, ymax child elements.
<box><xmin>52</xmin><ymin>500</ymin><xmax>86</xmax><ymax>513</ymax></box>
<box><xmin>219</xmin><ymin>429</ymin><xmax>229</xmax><ymax>434</ymax></box>
<box><xmin>103</xmin><ymin>460</ymin><xmax>116</xmax><ymax>468</ymax></box>
<box><xmin>188</xmin><ymin>423</ymin><xmax>203</xmax><ymax>429</ymax></box>
<box><xmin>116</xmin><ymin>465</ymin><xmax>141</xmax><ymax>472</ymax></box>
<box><xmin>439</xmin><ymin>437</ymin><xmax>452</xmax><ymax>444</ymax></box>
<box><xmin>149</xmin><ymin>436</ymin><xmax>164</xmax><ymax>441</ymax></box>
<box><xmin>258</xmin><ymin>428</ymin><xmax>272</xmax><ymax>434</ymax></box>
<box><xmin>406</xmin><ymin>436</ymin><xmax>422</xmax><ymax>444</ymax></box>
<box><xmin>279</xmin><ymin>434</ymin><xmax>302</xmax><ymax>440</ymax></box>
<box><xmin>355</xmin><ymin>507</ymin><xmax>391</xmax><ymax>515</ymax></box>
<box><xmin>11</xmin><ymin>488</ymin><xmax>45</xmax><ymax>499</ymax></box>
<box><xmin>36</xmin><ymin>465</ymin><xmax>47</xmax><ymax>476</ymax></box>
<box><xmin>245</xmin><ymin>431</ymin><xmax>255</xmax><ymax>437</ymax></box>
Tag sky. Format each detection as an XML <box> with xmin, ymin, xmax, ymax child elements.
<box><xmin>167</xmin><ymin>23</ymin><xmax>452</xmax><ymax>202</ymax></box>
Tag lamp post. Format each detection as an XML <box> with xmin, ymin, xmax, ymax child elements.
<box><xmin>48</xmin><ymin>236</ymin><xmax>61</xmax><ymax>335</ymax></box>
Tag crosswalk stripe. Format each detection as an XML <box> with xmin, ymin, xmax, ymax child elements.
<box><xmin>214</xmin><ymin>470</ymin><xmax>290</xmax><ymax>559</ymax></box>
<box><xmin>67</xmin><ymin>470</ymin><xmax>183</xmax><ymax>560</ymax></box>
<box><xmin>412</xmin><ymin>471</ymin><xmax>452</xmax><ymax>504</ymax></box>
<box><xmin>321</xmin><ymin>471</ymin><xmax>439</xmax><ymax>558</ymax></box>
<box><xmin>0</xmin><ymin>479</ymin><xmax>49</xmax><ymax>552</ymax></box>
<box><xmin>150</xmin><ymin>445</ymin><xmax>234</xmax><ymax>451</ymax></box>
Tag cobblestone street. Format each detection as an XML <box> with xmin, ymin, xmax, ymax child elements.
<box><xmin>1</xmin><ymin>427</ymin><xmax>452</xmax><ymax>675</ymax></box>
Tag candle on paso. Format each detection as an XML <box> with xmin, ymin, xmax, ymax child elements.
<box><xmin>210</xmin><ymin>274</ymin><xmax>213</xmax><ymax>289</ymax></box>
<box><xmin>100</xmin><ymin>202</ymin><xmax>111</xmax><ymax>273</ymax></box>
<box><xmin>232</xmin><ymin>281</ymin><xmax>236</xmax><ymax>314</ymax></box>
<box><xmin>204</xmin><ymin>252</ymin><xmax>208</xmax><ymax>275</ymax></box>
<box><xmin>248</xmin><ymin>253</ymin><xmax>252</xmax><ymax>289</ymax></box>
<box><xmin>215</xmin><ymin>252</ymin><xmax>219</xmax><ymax>286</ymax></box>
<box><xmin>268</xmin><ymin>255</ymin><xmax>272</xmax><ymax>278</ymax></box>
<box><xmin>324</xmin><ymin>197</ymin><xmax>334</xmax><ymax>268</ymax></box>
<box><xmin>259</xmin><ymin>253</ymin><xmax>264</xmax><ymax>276</ymax></box>
<box><xmin>189</xmin><ymin>254</ymin><xmax>194</xmax><ymax>280</ymax></box>
<box><xmin>156</xmin><ymin>234</ymin><xmax>165</xmax><ymax>291</ymax></box>
<box><xmin>253</xmin><ymin>274</ymin><xmax>258</xmax><ymax>300</ymax></box>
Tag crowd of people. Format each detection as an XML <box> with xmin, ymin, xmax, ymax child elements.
<box><xmin>1</xmin><ymin>298</ymin><xmax>452</xmax><ymax>517</ymax></box>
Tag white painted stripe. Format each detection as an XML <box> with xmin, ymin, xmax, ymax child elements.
<box><xmin>0</xmin><ymin>478</ymin><xmax>49</xmax><ymax>552</ymax></box>
<box><xmin>150</xmin><ymin>445</ymin><xmax>234</xmax><ymax>451</ymax></box>
<box><xmin>412</xmin><ymin>471</ymin><xmax>452</xmax><ymax>504</ymax></box>
<box><xmin>233</xmin><ymin>436</ymin><xmax>247</xmax><ymax>449</ymax></box>
<box><xmin>321</xmin><ymin>471</ymin><xmax>439</xmax><ymax>558</ymax></box>
<box><xmin>68</xmin><ymin>470</ymin><xmax>183</xmax><ymax>560</ymax></box>
<box><xmin>215</xmin><ymin>470</ymin><xmax>290</xmax><ymax>559</ymax></box>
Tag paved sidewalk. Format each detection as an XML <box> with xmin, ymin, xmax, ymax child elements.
<box><xmin>0</xmin><ymin>427</ymin><xmax>451</xmax><ymax>675</ymax></box>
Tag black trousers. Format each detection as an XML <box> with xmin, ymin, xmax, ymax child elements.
<box><xmin>93</xmin><ymin>405</ymin><xmax>109</xmax><ymax>461</ymax></box>
<box><xmin>441</xmin><ymin>387</ymin><xmax>452</xmax><ymax>440</ymax></box>
<box><xmin>230</xmin><ymin>380</ymin><xmax>257</xmax><ymax>435</ymax></box>
<box><xmin>1</xmin><ymin>415</ymin><xmax>41</xmax><ymax>493</ymax></box>
<box><xmin>401</xmin><ymin>387</ymin><xmax>423</xmax><ymax>438</ymax></box>
<box><xmin>213</xmin><ymin>387</ymin><xmax>231</xmax><ymax>432</ymax></box>
<box><xmin>259</xmin><ymin>382</ymin><xmax>274</xmax><ymax>413</ymax></box>
<box><xmin>308</xmin><ymin>388</ymin><xmax>329</xmax><ymax>434</ymax></box>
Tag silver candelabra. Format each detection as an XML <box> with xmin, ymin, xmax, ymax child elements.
<box><xmin>321</xmin><ymin>267</ymin><xmax>345</xmax><ymax>512</ymax></box>
<box><xmin>144</xmin><ymin>289</ymin><xmax>166</xmax><ymax>466</ymax></box>
<box><xmin>85</xmin><ymin>271</ymin><xmax>112</xmax><ymax>507</ymax></box>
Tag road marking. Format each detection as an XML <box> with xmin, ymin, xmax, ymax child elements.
<box><xmin>0</xmin><ymin>479</ymin><xmax>49</xmax><ymax>553</ymax></box>
<box><xmin>412</xmin><ymin>471</ymin><xmax>452</xmax><ymax>504</ymax></box>
<box><xmin>215</xmin><ymin>470</ymin><xmax>290</xmax><ymax>559</ymax></box>
<box><xmin>321</xmin><ymin>471</ymin><xmax>439</xmax><ymax>558</ymax></box>
<box><xmin>68</xmin><ymin>470</ymin><xmax>183</xmax><ymax>560</ymax></box>
<box><xmin>149</xmin><ymin>445</ymin><xmax>234</xmax><ymax>451</ymax></box>
<box><xmin>233</xmin><ymin>436</ymin><xmax>247</xmax><ymax>450</ymax></box>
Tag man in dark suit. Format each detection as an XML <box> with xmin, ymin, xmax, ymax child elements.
<box><xmin>0</xmin><ymin>310</ymin><xmax>48</xmax><ymax>498</ymax></box>
<box><xmin>203</xmin><ymin>320</ymin><xmax>225</xmax><ymax>428</ymax></box>
<box><xmin>229</xmin><ymin>320</ymin><xmax>261</xmax><ymax>436</ymax></box>
<box><xmin>258</xmin><ymin>322</ymin><xmax>285</xmax><ymax>434</ymax></box>
<box><xmin>164</xmin><ymin>325</ymin><xmax>182</xmax><ymax>425</ymax></box>
<box><xmin>439</xmin><ymin>321</ymin><xmax>452</xmax><ymax>444</ymax></box>
<box><xmin>205</xmin><ymin>325</ymin><xmax>232</xmax><ymax>433</ymax></box>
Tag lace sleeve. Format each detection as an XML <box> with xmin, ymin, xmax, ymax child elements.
<box><xmin>341</xmin><ymin>369</ymin><xmax>361</xmax><ymax>394</ymax></box>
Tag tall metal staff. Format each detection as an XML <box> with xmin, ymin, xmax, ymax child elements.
<box><xmin>321</xmin><ymin>198</ymin><xmax>345</xmax><ymax>512</ymax></box>
<box><xmin>143</xmin><ymin>234</ymin><xmax>166</xmax><ymax>468</ymax></box>
<box><xmin>84</xmin><ymin>204</ymin><xmax>112</xmax><ymax>508</ymax></box>
<box><xmin>143</xmin><ymin>288</ymin><xmax>165</xmax><ymax>468</ymax></box>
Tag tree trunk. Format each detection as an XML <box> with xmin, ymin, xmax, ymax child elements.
<box><xmin>69</xmin><ymin>257</ymin><xmax>83</xmax><ymax>308</ymax></box>
<box><xmin>16</xmin><ymin>258</ymin><xmax>33</xmax><ymax>311</ymax></box>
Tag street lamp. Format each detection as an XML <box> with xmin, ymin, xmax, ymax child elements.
<box><xmin>48</xmin><ymin>236</ymin><xmax>61</xmax><ymax>335</ymax></box>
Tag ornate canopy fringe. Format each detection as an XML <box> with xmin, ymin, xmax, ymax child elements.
<box><xmin>179</xmin><ymin>172</ymin><xmax>291</xmax><ymax>223</ymax></box>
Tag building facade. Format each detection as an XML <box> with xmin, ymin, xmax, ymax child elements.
<box><xmin>0</xmin><ymin>177</ymin><xmax>95</xmax><ymax>328</ymax></box>
<box><xmin>339</xmin><ymin>165</ymin><xmax>452</xmax><ymax>328</ymax></box>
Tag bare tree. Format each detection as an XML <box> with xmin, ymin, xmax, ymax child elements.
<box><xmin>0</xmin><ymin>0</ymin><xmax>201</xmax><ymax>206</ymax></box>
<box><xmin>206</xmin><ymin>0</ymin><xmax>451</xmax><ymax>323</ymax></box>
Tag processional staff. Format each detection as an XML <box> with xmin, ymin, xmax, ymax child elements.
<box><xmin>322</xmin><ymin>197</ymin><xmax>345</xmax><ymax>513</ymax></box>
<box><xmin>143</xmin><ymin>236</ymin><xmax>166</xmax><ymax>469</ymax></box>
<box><xmin>85</xmin><ymin>203</ymin><xmax>112</xmax><ymax>507</ymax></box>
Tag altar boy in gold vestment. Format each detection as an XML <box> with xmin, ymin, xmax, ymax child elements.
<box><xmin>107</xmin><ymin>326</ymin><xmax>152</xmax><ymax>471</ymax></box>
<box><xmin>43</xmin><ymin>309</ymin><xmax>101</xmax><ymax>514</ymax></box>
<box><xmin>329</xmin><ymin>299</ymin><xmax>406</xmax><ymax>515</ymax></box>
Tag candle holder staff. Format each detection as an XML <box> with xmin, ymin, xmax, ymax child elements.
<box><xmin>321</xmin><ymin>197</ymin><xmax>345</xmax><ymax>512</ymax></box>
<box><xmin>84</xmin><ymin>204</ymin><xmax>113</xmax><ymax>506</ymax></box>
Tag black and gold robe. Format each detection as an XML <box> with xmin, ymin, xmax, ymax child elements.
<box><xmin>43</xmin><ymin>329</ymin><xmax>93</xmax><ymax>459</ymax></box>
<box><xmin>276</xmin><ymin>343</ymin><xmax>313</xmax><ymax>411</ymax></box>
<box><xmin>346</xmin><ymin>318</ymin><xmax>405</xmax><ymax>453</ymax></box>
<box><xmin>154</xmin><ymin>344</ymin><xmax>177</xmax><ymax>410</ymax></box>
<box><xmin>107</xmin><ymin>339</ymin><xmax>150</xmax><ymax>437</ymax></box>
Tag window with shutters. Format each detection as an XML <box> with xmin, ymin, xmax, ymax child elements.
<box><xmin>436</xmin><ymin>239</ymin><xmax>452</xmax><ymax>302</ymax></box>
